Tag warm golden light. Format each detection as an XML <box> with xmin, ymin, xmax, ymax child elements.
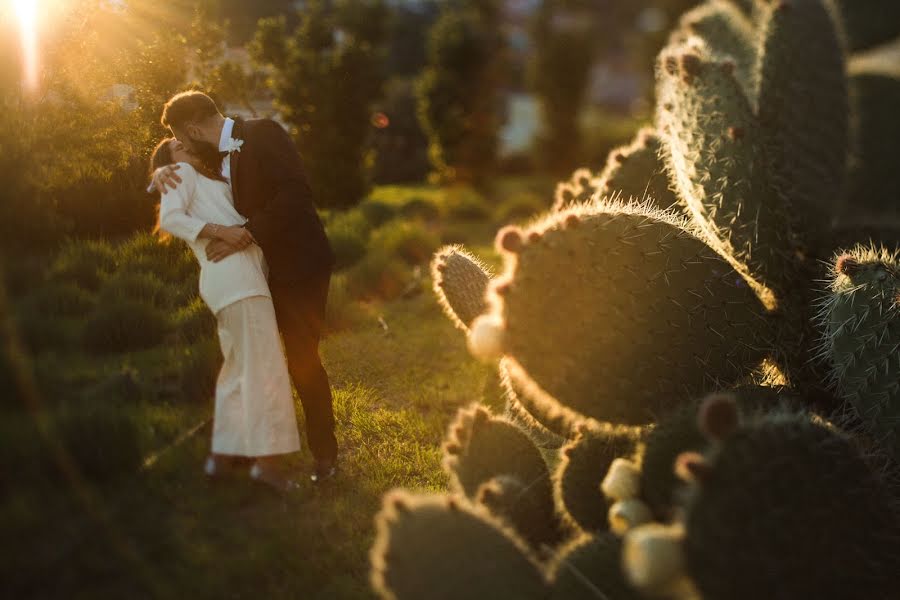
<box><xmin>13</xmin><ymin>0</ymin><xmax>39</xmax><ymax>92</ymax></box>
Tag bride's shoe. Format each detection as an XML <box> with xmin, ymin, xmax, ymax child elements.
<box><xmin>249</xmin><ymin>462</ymin><xmax>302</xmax><ymax>493</ymax></box>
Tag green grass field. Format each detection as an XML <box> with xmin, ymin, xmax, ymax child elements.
<box><xmin>0</xmin><ymin>179</ymin><xmax>551</xmax><ymax>599</ymax></box>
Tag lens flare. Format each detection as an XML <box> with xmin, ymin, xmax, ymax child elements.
<box><xmin>14</xmin><ymin>0</ymin><xmax>39</xmax><ymax>92</ymax></box>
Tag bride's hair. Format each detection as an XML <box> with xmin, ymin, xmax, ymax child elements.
<box><xmin>149</xmin><ymin>137</ymin><xmax>227</xmax><ymax>239</ymax></box>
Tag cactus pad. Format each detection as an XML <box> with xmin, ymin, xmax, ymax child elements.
<box><xmin>554</xmin><ymin>422</ymin><xmax>644</xmax><ymax>532</ymax></box>
<box><xmin>431</xmin><ymin>245</ymin><xmax>493</xmax><ymax>331</ymax></box>
<box><xmin>549</xmin><ymin>533</ymin><xmax>644</xmax><ymax>600</ymax></box>
<box><xmin>469</xmin><ymin>200</ymin><xmax>775</xmax><ymax>426</ymax></box>
<box><xmin>371</xmin><ymin>492</ymin><xmax>548</xmax><ymax>599</ymax></box>
<box><xmin>679</xmin><ymin>401</ymin><xmax>900</xmax><ymax>600</ymax></box>
<box><xmin>816</xmin><ymin>245</ymin><xmax>900</xmax><ymax>461</ymax></box>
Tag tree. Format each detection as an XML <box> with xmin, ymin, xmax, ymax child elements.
<box><xmin>530</xmin><ymin>0</ymin><xmax>598</xmax><ymax>174</ymax></box>
<box><xmin>251</xmin><ymin>0</ymin><xmax>388</xmax><ymax>210</ymax></box>
<box><xmin>415</xmin><ymin>0</ymin><xmax>506</xmax><ymax>184</ymax></box>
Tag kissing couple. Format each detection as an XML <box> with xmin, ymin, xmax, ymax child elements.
<box><xmin>148</xmin><ymin>91</ymin><xmax>337</xmax><ymax>492</ymax></box>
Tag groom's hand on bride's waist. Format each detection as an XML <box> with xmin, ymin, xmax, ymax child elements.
<box><xmin>206</xmin><ymin>239</ymin><xmax>242</xmax><ymax>262</ymax></box>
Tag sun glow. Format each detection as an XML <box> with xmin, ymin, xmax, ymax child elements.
<box><xmin>13</xmin><ymin>0</ymin><xmax>39</xmax><ymax>92</ymax></box>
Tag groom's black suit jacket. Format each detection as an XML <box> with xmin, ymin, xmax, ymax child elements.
<box><xmin>229</xmin><ymin>117</ymin><xmax>334</xmax><ymax>286</ymax></box>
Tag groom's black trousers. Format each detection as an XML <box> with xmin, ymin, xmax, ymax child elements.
<box><xmin>269</xmin><ymin>273</ymin><xmax>338</xmax><ymax>463</ymax></box>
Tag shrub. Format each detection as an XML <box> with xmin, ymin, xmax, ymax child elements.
<box><xmin>494</xmin><ymin>192</ymin><xmax>547</xmax><ymax>224</ymax></box>
<box><xmin>54</xmin><ymin>405</ymin><xmax>142</xmax><ymax>482</ymax></box>
<box><xmin>81</xmin><ymin>366</ymin><xmax>144</xmax><ymax>405</ymax></box>
<box><xmin>98</xmin><ymin>270</ymin><xmax>178</xmax><ymax>311</ymax></box>
<box><xmin>370</xmin><ymin>220</ymin><xmax>440</xmax><ymax>265</ymax></box>
<box><xmin>358</xmin><ymin>199</ymin><xmax>399</xmax><ymax>228</ymax></box>
<box><xmin>346</xmin><ymin>250</ymin><xmax>411</xmax><ymax>301</ymax></box>
<box><xmin>20</xmin><ymin>282</ymin><xmax>96</xmax><ymax>318</ymax></box>
<box><xmin>444</xmin><ymin>187</ymin><xmax>491</xmax><ymax>221</ymax></box>
<box><xmin>173</xmin><ymin>297</ymin><xmax>217</xmax><ymax>345</ymax></box>
<box><xmin>326</xmin><ymin>209</ymin><xmax>373</xmax><ymax>271</ymax></box>
<box><xmin>14</xmin><ymin>309</ymin><xmax>79</xmax><ymax>354</ymax></box>
<box><xmin>48</xmin><ymin>239</ymin><xmax>118</xmax><ymax>291</ymax></box>
<box><xmin>398</xmin><ymin>196</ymin><xmax>441</xmax><ymax>222</ymax></box>
<box><xmin>116</xmin><ymin>233</ymin><xmax>198</xmax><ymax>285</ymax></box>
<box><xmin>82</xmin><ymin>300</ymin><xmax>169</xmax><ymax>355</ymax></box>
<box><xmin>174</xmin><ymin>340</ymin><xmax>221</xmax><ymax>404</ymax></box>
<box><xmin>324</xmin><ymin>274</ymin><xmax>369</xmax><ymax>334</ymax></box>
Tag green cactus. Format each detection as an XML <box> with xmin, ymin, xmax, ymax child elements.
<box><xmin>836</xmin><ymin>0</ymin><xmax>900</xmax><ymax>52</ymax></box>
<box><xmin>442</xmin><ymin>405</ymin><xmax>557</xmax><ymax>526</ymax></box>
<box><xmin>553</xmin><ymin>129</ymin><xmax>679</xmax><ymax>214</ymax></box>
<box><xmin>548</xmin><ymin>533</ymin><xmax>644</xmax><ymax>600</ymax></box>
<box><xmin>476</xmin><ymin>475</ymin><xmax>567</xmax><ymax>550</ymax></box>
<box><xmin>371</xmin><ymin>492</ymin><xmax>548</xmax><ymax>600</ymax></box>
<box><xmin>637</xmin><ymin>386</ymin><xmax>790</xmax><ymax>519</ymax></box>
<box><xmin>431</xmin><ymin>245</ymin><xmax>493</xmax><ymax>331</ymax></box>
<box><xmin>553</xmin><ymin>422</ymin><xmax>644</xmax><ymax>533</ymax></box>
<box><xmin>846</xmin><ymin>68</ymin><xmax>900</xmax><ymax>215</ymax></box>
<box><xmin>468</xmin><ymin>200</ymin><xmax>776</xmax><ymax>427</ymax></box>
<box><xmin>656</xmin><ymin>43</ymin><xmax>797</xmax><ymax>295</ymax></box>
<box><xmin>673</xmin><ymin>0</ymin><xmax>759</xmax><ymax>97</ymax></box>
<box><xmin>816</xmin><ymin>245</ymin><xmax>900</xmax><ymax>462</ymax></box>
<box><xmin>653</xmin><ymin>394</ymin><xmax>900</xmax><ymax>600</ymax></box>
<box><xmin>553</xmin><ymin>168</ymin><xmax>600</xmax><ymax>212</ymax></box>
<box><xmin>755</xmin><ymin>0</ymin><xmax>850</xmax><ymax>228</ymax></box>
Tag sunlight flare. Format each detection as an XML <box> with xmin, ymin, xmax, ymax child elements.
<box><xmin>13</xmin><ymin>0</ymin><xmax>39</xmax><ymax>92</ymax></box>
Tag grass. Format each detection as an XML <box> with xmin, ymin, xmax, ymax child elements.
<box><xmin>1</xmin><ymin>177</ymin><xmax>554</xmax><ymax>598</ymax></box>
<box><xmin>2</xmin><ymin>292</ymin><xmax>498</xmax><ymax>598</ymax></box>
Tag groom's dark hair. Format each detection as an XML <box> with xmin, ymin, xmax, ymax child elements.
<box><xmin>161</xmin><ymin>91</ymin><xmax>220</xmax><ymax>129</ymax></box>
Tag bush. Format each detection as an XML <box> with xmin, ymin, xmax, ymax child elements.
<box><xmin>326</xmin><ymin>209</ymin><xmax>373</xmax><ymax>271</ymax></box>
<box><xmin>174</xmin><ymin>340</ymin><xmax>221</xmax><ymax>404</ymax></box>
<box><xmin>54</xmin><ymin>405</ymin><xmax>142</xmax><ymax>482</ymax></box>
<box><xmin>369</xmin><ymin>220</ymin><xmax>440</xmax><ymax>265</ymax></box>
<box><xmin>81</xmin><ymin>366</ymin><xmax>144</xmax><ymax>405</ymax></box>
<box><xmin>49</xmin><ymin>239</ymin><xmax>118</xmax><ymax>291</ymax></box>
<box><xmin>82</xmin><ymin>300</ymin><xmax>169</xmax><ymax>355</ymax></box>
<box><xmin>346</xmin><ymin>251</ymin><xmax>411</xmax><ymax>301</ymax></box>
<box><xmin>97</xmin><ymin>270</ymin><xmax>182</xmax><ymax>311</ymax></box>
<box><xmin>324</xmin><ymin>274</ymin><xmax>369</xmax><ymax>334</ymax></box>
<box><xmin>173</xmin><ymin>298</ymin><xmax>217</xmax><ymax>345</ymax></box>
<box><xmin>20</xmin><ymin>282</ymin><xmax>96</xmax><ymax>318</ymax></box>
<box><xmin>358</xmin><ymin>199</ymin><xmax>398</xmax><ymax>228</ymax></box>
<box><xmin>398</xmin><ymin>196</ymin><xmax>441</xmax><ymax>222</ymax></box>
<box><xmin>494</xmin><ymin>192</ymin><xmax>548</xmax><ymax>224</ymax></box>
<box><xmin>116</xmin><ymin>233</ymin><xmax>198</xmax><ymax>286</ymax></box>
<box><xmin>444</xmin><ymin>187</ymin><xmax>490</xmax><ymax>221</ymax></box>
<box><xmin>14</xmin><ymin>309</ymin><xmax>79</xmax><ymax>354</ymax></box>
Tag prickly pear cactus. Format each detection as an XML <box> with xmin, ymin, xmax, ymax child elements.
<box><xmin>468</xmin><ymin>200</ymin><xmax>776</xmax><ymax>427</ymax></box>
<box><xmin>553</xmin><ymin>422</ymin><xmax>644</xmax><ymax>533</ymax></box>
<box><xmin>816</xmin><ymin>246</ymin><xmax>900</xmax><ymax>461</ymax></box>
<box><xmin>431</xmin><ymin>245</ymin><xmax>493</xmax><ymax>331</ymax></box>
<box><xmin>554</xmin><ymin>129</ymin><xmax>678</xmax><ymax>213</ymax></box>
<box><xmin>623</xmin><ymin>394</ymin><xmax>900</xmax><ymax>600</ymax></box>
<box><xmin>548</xmin><ymin>533</ymin><xmax>644</xmax><ymax>600</ymax></box>
<box><xmin>371</xmin><ymin>492</ymin><xmax>548</xmax><ymax>600</ymax></box>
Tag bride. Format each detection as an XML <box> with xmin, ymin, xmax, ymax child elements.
<box><xmin>150</xmin><ymin>137</ymin><xmax>303</xmax><ymax>492</ymax></box>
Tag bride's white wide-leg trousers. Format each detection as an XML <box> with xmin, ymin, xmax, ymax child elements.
<box><xmin>211</xmin><ymin>295</ymin><xmax>301</xmax><ymax>456</ymax></box>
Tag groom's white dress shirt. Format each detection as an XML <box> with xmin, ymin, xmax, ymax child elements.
<box><xmin>218</xmin><ymin>117</ymin><xmax>235</xmax><ymax>182</ymax></box>
<box><xmin>158</xmin><ymin>162</ymin><xmax>270</xmax><ymax>313</ymax></box>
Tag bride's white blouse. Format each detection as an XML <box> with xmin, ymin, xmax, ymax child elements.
<box><xmin>159</xmin><ymin>162</ymin><xmax>270</xmax><ymax>313</ymax></box>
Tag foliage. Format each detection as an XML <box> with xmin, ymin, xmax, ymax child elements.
<box><xmin>82</xmin><ymin>299</ymin><xmax>170</xmax><ymax>355</ymax></box>
<box><xmin>251</xmin><ymin>1</ymin><xmax>389</xmax><ymax>209</ymax></box>
<box><xmin>369</xmin><ymin>220</ymin><xmax>440</xmax><ymax>266</ymax></box>
<box><xmin>415</xmin><ymin>2</ymin><xmax>505</xmax><ymax>184</ymax></box>
<box><xmin>529</xmin><ymin>0</ymin><xmax>598</xmax><ymax>173</ymax></box>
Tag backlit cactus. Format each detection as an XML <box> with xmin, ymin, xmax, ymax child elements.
<box><xmin>553</xmin><ymin>422</ymin><xmax>644</xmax><ymax>533</ymax></box>
<box><xmin>370</xmin><ymin>492</ymin><xmax>548</xmax><ymax>600</ymax></box>
<box><xmin>430</xmin><ymin>245</ymin><xmax>493</xmax><ymax>331</ymax></box>
<box><xmin>468</xmin><ymin>200</ymin><xmax>775</xmax><ymax>427</ymax></box>
<box><xmin>554</xmin><ymin>129</ymin><xmax>678</xmax><ymax>213</ymax></box>
<box><xmin>816</xmin><ymin>245</ymin><xmax>900</xmax><ymax>462</ymax></box>
<box><xmin>627</xmin><ymin>394</ymin><xmax>900</xmax><ymax>600</ymax></box>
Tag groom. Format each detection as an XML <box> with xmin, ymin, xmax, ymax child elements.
<box><xmin>150</xmin><ymin>91</ymin><xmax>338</xmax><ymax>483</ymax></box>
